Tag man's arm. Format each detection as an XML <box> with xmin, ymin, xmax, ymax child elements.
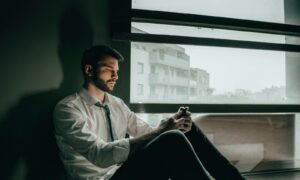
<box><xmin>128</xmin><ymin>127</ymin><xmax>161</xmax><ymax>156</ymax></box>
<box><xmin>128</xmin><ymin>110</ymin><xmax>192</xmax><ymax>156</ymax></box>
<box><xmin>53</xmin><ymin>103</ymin><xmax>130</xmax><ymax>168</ymax></box>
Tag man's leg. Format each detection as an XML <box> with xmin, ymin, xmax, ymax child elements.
<box><xmin>185</xmin><ymin>122</ymin><xmax>245</xmax><ymax>179</ymax></box>
<box><xmin>110</xmin><ymin>130</ymin><xmax>211</xmax><ymax>180</ymax></box>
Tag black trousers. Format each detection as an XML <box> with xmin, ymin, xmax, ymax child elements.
<box><xmin>110</xmin><ymin>122</ymin><xmax>245</xmax><ymax>180</ymax></box>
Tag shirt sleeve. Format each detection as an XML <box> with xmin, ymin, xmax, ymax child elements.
<box><xmin>119</xmin><ymin>100</ymin><xmax>154</xmax><ymax>137</ymax></box>
<box><xmin>53</xmin><ymin>103</ymin><xmax>130</xmax><ymax>168</ymax></box>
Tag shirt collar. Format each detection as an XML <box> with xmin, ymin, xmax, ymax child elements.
<box><xmin>79</xmin><ymin>88</ymin><xmax>110</xmax><ymax>107</ymax></box>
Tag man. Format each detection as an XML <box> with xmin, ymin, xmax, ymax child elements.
<box><xmin>53</xmin><ymin>45</ymin><xmax>246</xmax><ymax>180</ymax></box>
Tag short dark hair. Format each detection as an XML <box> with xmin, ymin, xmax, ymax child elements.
<box><xmin>81</xmin><ymin>45</ymin><xmax>124</xmax><ymax>75</ymax></box>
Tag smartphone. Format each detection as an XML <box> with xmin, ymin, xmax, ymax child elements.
<box><xmin>179</xmin><ymin>106</ymin><xmax>189</xmax><ymax>117</ymax></box>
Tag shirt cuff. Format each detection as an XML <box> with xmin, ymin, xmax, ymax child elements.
<box><xmin>112</xmin><ymin>138</ymin><xmax>130</xmax><ymax>163</ymax></box>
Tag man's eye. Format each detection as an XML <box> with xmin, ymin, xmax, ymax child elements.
<box><xmin>103</xmin><ymin>68</ymin><xmax>112</xmax><ymax>72</ymax></box>
<box><xmin>106</xmin><ymin>69</ymin><xmax>115</xmax><ymax>74</ymax></box>
<box><xmin>101</xmin><ymin>67</ymin><xmax>117</xmax><ymax>74</ymax></box>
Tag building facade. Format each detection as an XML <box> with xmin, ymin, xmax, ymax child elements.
<box><xmin>131</xmin><ymin>27</ymin><xmax>211</xmax><ymax>103</ymax></box>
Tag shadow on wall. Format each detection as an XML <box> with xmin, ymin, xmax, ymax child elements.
<box><xmin>0</xmin><ymin>4</ymin><xmax>93</xmax><ymax>180</ymax></box>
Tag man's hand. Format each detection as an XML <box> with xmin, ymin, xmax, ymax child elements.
<box><xmin>177</xmin><ymin>117</ymin><xmax>192</xmax><ymax>133</ymax></box>
<box><xmin>157</xmin><ymin>107</ymin><xmax>192</xmax><ymax>133</ymax></box>
<box><xmin>130</xmin><ymin>107</ymin><xmax>192</xmax><ymax>155</ymax></box>
<box><xmin>176</xmin><ymin>107</ymin><xmax>192</xmax><ymax>133</ymax></box>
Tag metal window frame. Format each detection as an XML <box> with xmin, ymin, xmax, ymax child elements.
<box><xmin>131</xmin><ymin>9</ymin><xmax>300</xmax><ymax>36</ymax></box>
<box><xmin>110</xmin><ymin>0</ymin><xmax>300</xmax><ymax>113</ymax></box>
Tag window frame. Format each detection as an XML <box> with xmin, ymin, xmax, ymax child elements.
<box><xmin>110</xmin><ymin>0</ymin><xmax>300</xmax><ymax>113</ymax></box>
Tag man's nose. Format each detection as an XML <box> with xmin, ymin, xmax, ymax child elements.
<box><xmin>112</xmin><ymin>72</ymin><xmax>118</xmax><ymax>80</ymax></box>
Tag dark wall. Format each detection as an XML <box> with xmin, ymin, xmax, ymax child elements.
<box><xmin>0</xmin><ymin>0</ymin><xmax>110</xmax><ymax>179</ymax></box>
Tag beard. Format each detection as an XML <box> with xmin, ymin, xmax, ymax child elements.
<box><xmin>92</xmin><ymin>75</ymin><xmax>113</xmax><ymax>92</ymax></box>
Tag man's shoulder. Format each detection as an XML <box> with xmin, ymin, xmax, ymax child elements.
<box><xmin>55</xmin><ymin>92</ymin><xmax>80</xmax><ymax>108</ymax></box>
<box><xmin>53</xmin><ymin>92</ymin><xmax>83</xmax><ymax>121</ymax></box>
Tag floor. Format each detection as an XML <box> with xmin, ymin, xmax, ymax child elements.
<box><xmin>240</xmin><ymin>160</ymin><xmax>300</xmax><ymax>180</ymax></box>
<box><xmin>244</xmin><ymin>170</ymin><xmax>300</xmax><ymax>180</ymax></box>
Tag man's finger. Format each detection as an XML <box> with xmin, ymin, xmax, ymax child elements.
<box><xmin>185</xmin><ymin>111</ymin><xmax>191</xmax><ymax>116</ymax></box>
<box><xmin>176</xmin><ymin>117</ymin><xmax>186</xmax><ymax>123</ymax></box>
<box><xmin>182</xmin><ymin>121</ymin><xmax>191</xmax><ymax>127</ymax></box>
<box><xmin>184</xmin><ymin>116</ymin><xmax>192</xmax><ymax>121</ymax></box>
<box><xmin>173</xmin><ymin>111</ymin><xmax>183</xmax><ymax>119</ymax></box>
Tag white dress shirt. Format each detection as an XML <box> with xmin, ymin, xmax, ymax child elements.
<box><xmin>53</xmin><ymin>89</ymin><xmax>154</xmax><ymax>180</ymax></box>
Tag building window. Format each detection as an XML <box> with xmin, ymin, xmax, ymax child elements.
<box><xmin>159</xmin><ymin>49</ymin><xmax>165</xmax><ymax>60</ymax></box>
<box><xmin>151</xmin><ymin>65</ymin><xmax>156</xmax><ymax>74</ymax></box>
<box><xmin>150</xmin><ymin>85</ymin><xmax>155</xmax><ymax>96</ymax></box>
<box><xmin>137</xmin><ymin>84</ymin><xmax>143</xmax><ymax>96</ymax></box>
<box><xmin>137</xmin><ymin>62</ymin><xmax>144</xmax><ymax>74</ymax></box>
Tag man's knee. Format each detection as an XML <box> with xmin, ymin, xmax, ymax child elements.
<box><xmin>144</xmin><ymin>130</ymin><xmax>192</xmax><ymax>154</ymax></box>
<box><xmin>158</xmin><ymin>130</ymin><xmax>187</xmax><ymax>145</ymax></box>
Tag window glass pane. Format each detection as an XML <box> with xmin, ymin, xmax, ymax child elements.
<box><xmin>132</xmin><ymin>0</ymin><xmax>287</xmax><ymax>24</ymax></box>
<box><xmin>132</xmin><ymin>22</ymin><xmax>300</xmax><ymax>45</ymax></box>
<box><xmin>130</xmin><ymin>42</ymin><xmax>300</xmax><ymax>104</ymax></box>
<box><xmin>136</xmin><ymin>113</ymin><xmax>299</xmax><ymax>173</ymax></box>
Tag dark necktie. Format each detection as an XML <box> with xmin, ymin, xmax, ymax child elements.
<box><xmin>95</xmin><ymin>102</ymin><xmax>115</xmax><ymax>141</ymax></box>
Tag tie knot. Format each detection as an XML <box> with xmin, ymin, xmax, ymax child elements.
<box><xmin>95</xmin><ymin>102</ymin><xmax>110</xmax><ymax>114</ymax></box>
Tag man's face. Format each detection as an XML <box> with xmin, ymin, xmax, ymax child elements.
<box><xmin>92</xmin><ymin>56</ymin><xmax>119</xmax><ymax>92</ymax></box>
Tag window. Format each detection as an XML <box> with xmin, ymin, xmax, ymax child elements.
<box><xmin>131</xmin><ymin>42</ymin><xmax>292</xmax><ymax>104</ymax></box>
<box><xmin>137</xmin><ymin>62</ymin><xmax>144</xmax><ymax>74</ymax></box>
<box><xmin>137</xmin><ymin>84</ymin><xmax>143</xmax><ymax>96</ymax></box>
<box><xmin>135</xmin><ymin>112</ymin><xmax>298</xmax><ymax>173</ymax></box>
<box><xmin>132</xmin><ymin>0</ymin><xmax>286</xmax><ymax>24</ymax></box>
<box><xmin>111</xmin><ymin>0</ymin><xmax>300</xmax><ymax>112</ymax></box>
<box><xmin>111</xmin><ymin>0</ymin><xmax>300</xmax><ymax>174</ymax></box>
<box><xmin>159</xmin><ymin>49</ymin><xmax>165</xmax><ymax>60</ymax></box>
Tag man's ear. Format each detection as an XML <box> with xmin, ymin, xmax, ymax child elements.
<box><xmin>84</xmin><ymin>64</ymin><xmax>93</xmax><ymax>77</ymax></box>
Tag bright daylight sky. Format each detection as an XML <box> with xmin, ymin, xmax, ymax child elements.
<box><xmin>132</xmin><ymin>0</ymin><xmax>286</xmax><ymax>94</ymax></box>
